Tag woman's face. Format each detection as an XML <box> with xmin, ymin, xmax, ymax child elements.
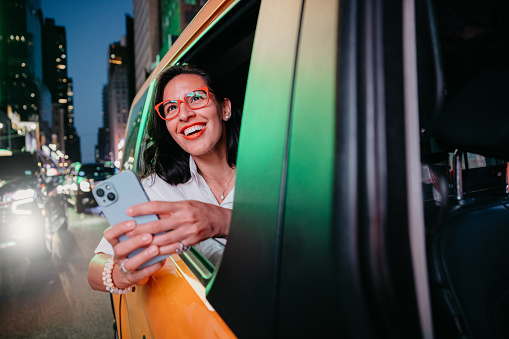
<box><xmin>161</xmin><ymin>74</ymin><xmax>231</xmax><ymax>159</ymax></box>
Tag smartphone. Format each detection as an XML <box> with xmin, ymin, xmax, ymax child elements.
<box><xmin>92</xmin><ymin>170</ymin><xmax>169</xmax><ymax>268</ymax></box>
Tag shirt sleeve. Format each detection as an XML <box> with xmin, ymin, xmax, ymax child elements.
<box><xmin>94</xmin><ymin>236</ymin><xmax>113</xmax><ymax>255</ymax></box>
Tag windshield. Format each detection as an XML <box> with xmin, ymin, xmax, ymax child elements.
<box><xmin>78</xmin><ymin>164</ymin><xmax>115</xmax><ymax>180</ymax></box>
<box><xmin>0</xmin><ymin>153</ymin><xmax>39</xmax><ymax>179</ymax></box>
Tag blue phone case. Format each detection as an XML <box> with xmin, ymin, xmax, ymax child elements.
<box><xmin>92</xmin><ymin>170</ymin><xmax>169</xmax><ymax>268</ymax></box>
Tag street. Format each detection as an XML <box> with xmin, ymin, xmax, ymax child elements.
<box><xmin>0</xmin><ymin>207</ymin><xmax>114</xmax><ymax>338</ymax></box>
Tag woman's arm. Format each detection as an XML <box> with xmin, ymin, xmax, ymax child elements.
<box><xmin>88</xmin><ymin>200</ymin><xmax>232</xmax><ymax>292</ymax></box>
<box><xmin>125</xmin><ymin>200</ymin><xmax>232</xmax><ymax>255</ymax></box>
<box><xmin>88</xmin><ymin>253</ymin><xmax>113</xmax><ymax>291</ymax></box>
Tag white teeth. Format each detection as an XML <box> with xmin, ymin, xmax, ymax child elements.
<box><xmin>184</xmin><ymin>125</ymin><xmax>204</xmax><ymax>136</ymax></box>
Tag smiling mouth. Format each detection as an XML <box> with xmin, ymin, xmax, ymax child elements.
<box><xmin>182</xmin><ymin>124</ymin><xmax>205</xmax><ymax>136</ymax></box>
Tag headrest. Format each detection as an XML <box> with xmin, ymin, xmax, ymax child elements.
<box><xmin>431</xmin><ymin>63</ymin><xmax>509</xmax><ymax>159</ymax></box>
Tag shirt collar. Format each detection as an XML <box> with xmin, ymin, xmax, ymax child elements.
<box><xmin>189</xmin><ymin>156</ymin><xmax>199</xmax><ymax>182</ymax></box>
<box><xmin>188</xmin><ymin>156</ymin><xmax>235</xmax><ymax>206</ymax></box>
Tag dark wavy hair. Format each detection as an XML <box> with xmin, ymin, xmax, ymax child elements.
<box><xmin>139</xmin><ymin>64</ymin><xmax>241</xmax><ymax>185</ymax></box>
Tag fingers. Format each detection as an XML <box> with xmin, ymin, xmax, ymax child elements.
<box><xmin>118</xmin><ymin>244</ymin><xmax>159</xmax><ymax>271</ymax></box>
<box><xmin>104</xmin><ymin>220</ymin><xmax>136</xmax><ymax>246</ymax></box>
<box><xmin>126</xmin><ymin>200</ymin><xmax>180</xmax><ymax>217</ymax></box>
<box><xmin>112</xmin><ymin>252</ymin><xmax>166</xmax><ymax>289</ymax></box>
<box><xmin>151</xmin><ymin>228</ymin><xmax>196</xmax><ymax>248</ymax></box>
<box><xmin>128</xmin><ymin>218</ymin><xmax>177</xmax><ymax>237</ymax></box>
<box><xmin>113</xmin><ymin>233</ymin><xmax>153</xmax><ymax>258</ymax></box>
<box><xmin>158</xmin><ymin>242</ymin><xmax>189</xmax><ymax>256</ymax></box>
<box><xmin>117</xmin><ymin>200</ymin><xmax>229</xmax><ymax>258</ymax></box>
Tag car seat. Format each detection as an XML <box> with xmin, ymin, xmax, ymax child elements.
<box><xmin>425</xmin><ymin>63</ymin><xmax>509</xmax><ymax>338</ymax></box>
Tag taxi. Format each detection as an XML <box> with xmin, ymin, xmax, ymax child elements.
<box><xmin>113</xmin><ymin>0</ymin><xmax>509</xmax><ymax>338</ymax></box>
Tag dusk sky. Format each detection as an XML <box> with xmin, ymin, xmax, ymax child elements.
<box><xmin>41</xmin><ymin>0</ymin><xmax>133</xmax><ymax>163</ymax></box>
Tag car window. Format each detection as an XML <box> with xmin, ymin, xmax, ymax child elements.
<box><xmin>0</xmin><ymin>153</ymin><xmax>39</xmax><ymax>179</ymax></box>
<box><xmin>419</xmin><ymin>0</ymin><xmax>509</xmax><ymax>203</ymax></box>
<box><xmin>122</xmin><ymin>90</ymin><xmax>149</xmax><ymax>171</ymax></box>
<box><xmin>79</xmin><ymin>165</ymin><xmax>116</xmax><ymax>180</ymax></box>
<box><xmin>124</xmin><ymin>0</ymin><xmax>260</xmax><ymax>284</ymax></box>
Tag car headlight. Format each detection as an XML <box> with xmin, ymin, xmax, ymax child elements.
<box><xmin>80</xmin><ymin>180</ymin><xmax>91</xmax><ymax>192</ymax></box>
<box><xmin>3</xmin><ymin>188</ymin><xmax>35</xmax><ymax>202</ymax></box>
<box><xmin>2</xmin><ymin>188</ymin><xmax>36</xmax><ymax>215</ymax></box>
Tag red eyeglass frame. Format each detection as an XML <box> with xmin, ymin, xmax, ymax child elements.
<box><xmin>154</xmin><ymin>87</ymin><xmax>211</xmax><ymax>121</ymax></box>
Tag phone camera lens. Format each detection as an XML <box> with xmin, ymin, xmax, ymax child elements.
<box><xmin>107</xmin><ymin>193</ymin><xmax>116</xmax><ymax>201</ymax></box>
<box><xmin>96</xmin><ymin>188</ymin><xmax>105</xmax><ymax>197</ymax></box>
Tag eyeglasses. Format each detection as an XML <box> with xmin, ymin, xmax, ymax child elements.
<box><xmin>154</xmin><ymin>87</ymin><xmax>211</xmax><ymax>121</ymax></box>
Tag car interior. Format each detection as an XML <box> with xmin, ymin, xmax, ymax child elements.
<box><xmin>419</xmin><ymin>0</ymin><xmax>509</xmax><ymax>338</ymax></box>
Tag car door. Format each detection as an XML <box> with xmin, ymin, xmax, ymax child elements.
<box><xmin>208</xmin><ymin>0</ymin><xmax>432</xmax><ymax>338</ymax></box>
<box><xmin>113</xmin><ymin>0</ymin><xmax>436</xmax><ymax>338</ymax></box>
<box><xmin>206</xmin><ymin>0</ymin><xmax>306</xmax><ymax>337</ymax></box>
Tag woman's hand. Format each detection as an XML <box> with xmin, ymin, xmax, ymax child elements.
<box><xmin>125</xmin><ymin>200</ymin><xmax>231</xmax><ymax>255</ymax></box>
<box><xmin>103</xmin><ymin>220</ymin><xmax>166</xmax><ymax>289</ymax></box>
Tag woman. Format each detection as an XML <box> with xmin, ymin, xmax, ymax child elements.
<box><xmin>87</xmin><ymin>64</ymin><xmax>240</xmax><ymax>293</ymax></box>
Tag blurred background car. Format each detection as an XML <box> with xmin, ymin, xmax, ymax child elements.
<box><xmin>0</xmin><ymin>150</ymin><xmax>68</xmax><ymax>259</ymax></box>
<box><xmin>71</xmin><ymin>163</ymin><xmax>116</xmax><ymax>213</ymax></box>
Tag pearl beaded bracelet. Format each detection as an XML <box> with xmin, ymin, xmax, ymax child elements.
<box><xmin>102</xmin><ymin>257</ymin><xmax>134</xmax><ymax>294</ymax></box>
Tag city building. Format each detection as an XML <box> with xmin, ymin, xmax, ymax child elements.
<box><xmin>96</xmin><ymin>14</ymin><xmax>135</xmax><ymax>166</ymax></box>
<box><xmin>0</xmin><ymin>0</ymin><xmax>47</xmax><ymax>151</ymax></box>
<box><xmin>0</xmin><ymin>0</ymin><xmax>80</xmax><ymax>162</ymax></box>
<box><xmin>107</xmin><ymin>37</ymin><xmax>131</xmax><ymax>168</ymax></box>
<box><xmin>96</xmin><ymin>85</ymin><xmax>111</xmax><ymax>163</ymax></box>
<box><xmin>133</xmin><ymin>0</ymin><xmax>161</xmax><ymax>92</ymax></box>
<box><xmin>42</xmin><ymin>18</ymin><xmax>81</xmax><ymax>162</ymax></box>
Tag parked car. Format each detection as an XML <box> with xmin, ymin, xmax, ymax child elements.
<box><xmin>0</xmin><ymin>151</ymin><xmax>68</xmax><ymax>259</ymax></box>
<box><xmin>109</xmin><ymin>0</ymin><xmax>509</xmax><ymax>338</ymax></box>
<box><xmin>72</xmin><ymin>163</ymin><xmax>116</xmax><ymax>213</ymax></box>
